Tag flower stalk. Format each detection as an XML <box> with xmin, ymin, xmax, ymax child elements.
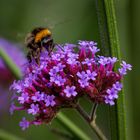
<box><xmin>75</xmin><ymin>104</ymin><xmax>107</xmax><ymax>140</ymax></box>
<box><xmin>90</xmin><ymin>103</ymin><xmax>98</xmax><ymax>121</ymax></box>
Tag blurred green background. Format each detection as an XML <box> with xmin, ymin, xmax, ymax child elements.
<box><xmin>0</xmin><ymin>0</ymin><xmax>138</xmax><ymax>140</ymax></box>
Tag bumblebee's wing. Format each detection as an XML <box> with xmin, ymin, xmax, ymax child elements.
<box><xmin>25</xmin><ymin>33</ymin><xmax>35</xmax><ymax>46</ymax></box>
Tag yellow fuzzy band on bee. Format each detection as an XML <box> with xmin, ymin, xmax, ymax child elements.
<box><xmin>35</xmin><ymin>29</ymin><xmax>51</xmax><ymax>43</ymax></box>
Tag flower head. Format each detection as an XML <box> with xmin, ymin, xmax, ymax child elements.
<box><xmin>10</xmin><ymin>40</ymin><xmax>132</xmax><ymax>129</ymax></box>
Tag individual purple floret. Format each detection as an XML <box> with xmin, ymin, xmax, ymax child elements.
<box><xmin>27</xmin><ymin>104</ymin><xmax>39</xmax><ymax>115</ymax></box>
<box><xmin>31</xmin><ymin>92</ymin><xmax>44</xmax><ymax>102</ymax></box>
<box><xmin>106</xmin><ymin>88</ymin><xmax>118</xmax><ymax>100</ymax></box>
<box><xmin>18</xmin><ymin>93</ymin><xmax>29</xmax><ymax>104</ymax></box>
<box><xmin>49</xmin><ymin>66</ymin><xmax>59</xmax><ymax>76</ymax></box>
<box><xmin>108</xmin><ymin>57</ymin><xmax>118</xmax><ymax>64</ymax></box>
<box><xmin>10</xmin><ymin>80</ymin><xmax>24</xmax><ymax>93</ymax></box>
<box><xmin>98</xmin><ymin>57</ymin><xmax>109</xmax><ymax>65</ymax></box>
<box><xmin>19</xmin><ymin>117</ymin><xmax>30</xmax><ymax>130</ymax></box>
<box><xmin>45</xmin><ymin>95</ymin><xmax>56</xmax><ymax>107</ymax></box>
<box><xmin>52</xmin><ymin>53</ymin><xmax>65</xmax><ymax>61</ymax></box>
<box><xmin>64</xmin><ymin>86</ymin><xmax>78</xmax><ymax>97</ymax></box>
<box><xmin>113</xmin><ymin>82</ymin><xmax>123</xmax><ymax>91</ymax></box>
<box><xmin>77</xmin><ymin>71</ymin><xmax>89</xmax><ymax>88</ymax></box>
<box><xmin>50</xmin><ymin>75</ymin><xmax>66</xmax><ymax>86</ymax></box>
<box><xmin>86</xmin><ymin>70</ymin><xmax>97</xmax><ymax>81</ymax></box>
<box><xmin>82</xmin><ymin>58</ymin><xmax>95</xmax><ymax>66</ymax></box>
<box><xmin>67</xmin><ymin>53</ymin><xmax>79</xmax><ymax>65</ymax></box>
<box><xmin>121</xmin><ymin>61</ymin><xmax>132</xmax><ymax>70</ymax></box>
<box><xmin>104</xmin><ymin>96</ymin><xmax>115</xmax><ymax>106</ymax></box>
<box><xmin>119</xmin><ymin>61</ymin><xmax>132</xmax><ymax>75</ymax></box>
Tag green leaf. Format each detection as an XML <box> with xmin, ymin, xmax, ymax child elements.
<box><xmin>95</xmin><ymin>0</ymin><xmax>126</xmax><ymax>140</ymax></box>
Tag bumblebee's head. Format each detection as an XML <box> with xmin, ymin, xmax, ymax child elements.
<box><xmin>34</xmin><ymin>28</ymin><xmax>52</xmax><ymax>43</ymax></box>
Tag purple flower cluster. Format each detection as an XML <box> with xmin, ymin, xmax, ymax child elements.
<box><xmin>104</xmin><ymin>82</ymin><xmax>122</xmax><ymax>105</ymax></box>
<box><xmin>10</xmin><ymin>40</ymin><xmax>132</xmax><ymax>130</ymax></box>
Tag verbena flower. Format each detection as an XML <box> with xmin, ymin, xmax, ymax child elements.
<box><xmin>19</xmin><ymin>117</ymin><xmax>30</xmax><ymax>130</ymax></box>
<box><xmin>10</xmin><ymin>40</ymin><xmax>132</xmax><ymax>130</ymax></box>
<box><xmin>64</xmin><ymin>86</ymin><xmax>78</xmax><ymax>97</ymax></box>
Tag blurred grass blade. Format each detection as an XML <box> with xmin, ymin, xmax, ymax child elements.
<box><xmin>57</xmin><ymin>112</ymin><xmax>91</xmax><ymax>140</ymax></box>
<box><xmin>95</xmin><ymin>0</ymin><xmax>126</xmax><ymax>140</ymax></box>
<box><xmin>0</xmin><ymin>47</ymin><xmax>22</xmax><ymax>79</ymax></box>
<box><xmin>0</xmin><ymin>129</ymin><xmax>24</xmax><ymax>140</ymax></box>
<box><xmin>0</xmin><ymin>46</ymin><xmax>91</xmax><ymax>140</ymax></box>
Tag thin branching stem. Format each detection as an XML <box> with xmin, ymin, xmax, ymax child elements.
<box><xmin>75</xmin><ymin>104</ymin><xmax>107</xmax><ymax>140</ymax></box>
<box><xmin>90</xmin><ymin>103</ymin><xmax>98</xmax><ymax>121</ymax></box>
<box><xmin>75</xmin><ymin>104</ymin><xmax>91</xmax><ymax>122</ymax></box>
<box><xmin>90</xmin><ymin>121</ymin><xmax>107</xmax><ymax>140</ymax></box>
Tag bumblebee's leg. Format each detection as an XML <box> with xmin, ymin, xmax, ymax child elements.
<box><xmin>32</xmin><ymin>48</ymin><xmax>40</xmax><ymax>65</ymax></box>
<box><xmin>48</xmin><ymin>43</ymin><xmax>55</xmax><ymax>56</ymax></box>
<box><xmin>27</xmin><ymin>50</ymin><xmax>32</xmax><ymax>63</ymax></box>
<box><xmin>54</xmin><ymin>43</ymin><xmax>64</xmax><ymax>51</ymax></box>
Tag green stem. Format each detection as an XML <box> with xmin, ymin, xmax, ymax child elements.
<box><xmin>90</xmin><ymin>103</ymin><xmax>98</xmax><ymax>121</ymax></box>
<box><xmin>0</xmin><ymin>129</ymin><xmax>24</xmax><ymax>140</ymax></box>
<box><xmin>57</xmin><ymin>112</ymin><xmax>91</xmax><ymax>140</ymax></box>
<box><xmin>0</xmin><ymin>47</ymin><xmax>22</xmax><ymax>79</ymax></box>
<box><xmin>90</xmin><ymin>121</ymin><xmax>107</xmax><ymax>140</ymax></box>
<box><xmin>0</xmin><ymin>46</ymin><xmax>91</xmax><ymax>140</ymax></box>
<box><xmin>75</xmin><ymin>104</ymin><xmax>107</xmax><ymax>140</ymax></box>
<box><xmin>95</xmin><ymin>0</ymin><xmax>126</xmax><ymax>140</ymax></box>
<box><xmin>51</xmin><ymin>128</ymin><xmax>74</xmax><ymax>140</ymax></box>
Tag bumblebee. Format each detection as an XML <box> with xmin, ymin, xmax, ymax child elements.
<box><xmin>25</xmin><ymin>27</ymin><xmax>55</xmax><ymax>64</ymax></box>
